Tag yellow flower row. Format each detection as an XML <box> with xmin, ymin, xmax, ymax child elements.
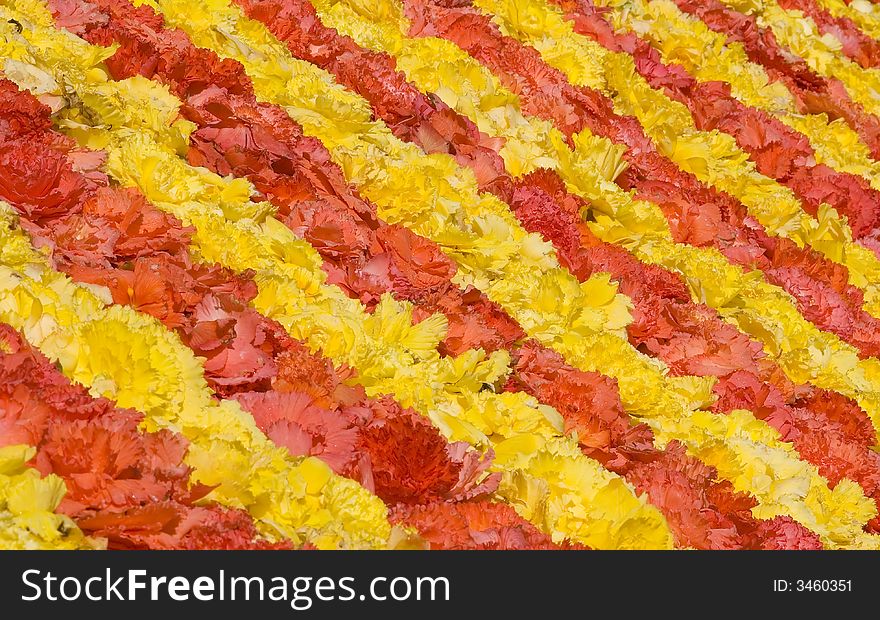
<box><xmin>0</xmin><ymin>195</ymin><xmax>391</xmax><ymax>549</ymax></box>
<box><xmin>592</xmin><ymin>0</ymin><xmax>880</xmax><ymax>193</ymax></box>
<box><xmin>1</xmin><ymin>0</ymin><xmax>671</xmax><ymax>549</ymax></box>
<box><xmin>813</xmin><ymin>0</ymin><xmax>880</xmax><ymax>40</ymax></box>
<box><xmin>0</xmin><ymin>445</ymin><xmax>103</xmax><ymax>550</ymax></box>
<box><xmin>135</xmin><ymin>0</ymin><xmax>878</xmax><ymax>546</ymax></box>
<box><xmin>715</xmin><ymin>0</ymin><xmax>880</xmax><ymax>119</ymax></box>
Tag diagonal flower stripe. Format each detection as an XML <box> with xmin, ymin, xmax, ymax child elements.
<box><xmin>777</xmin><ymin>0</ymin><xmax>880</xmax><ymax>69</ymax></box>
<box><xmin>549</xmin><ymin>0</ymin><xmax>880</xmax><ymax>206</ymax></box>
<box><xmin>812</xmin><ymin>0</ymin><xmax>880</xmax><ymax>39</ymax></box>
<box><xmin>0</xmin><ymin>32</ymin><xmax>394</xmax><ymax>547</ymax></box>
<box><xmin>535</xmin><ymin>0</ymin><xmax>880</xmax><ymax>318</ymax></box>
<box><xmin>0</xmin><ymin>322</ymin><xmax>289</xmax><ymax>549</ymax></box>
<box><xmin>0</xmin><ymin>444</ymin><xmax>104</xmax><ymax>549</ymax></box>
<box><xmin>0</xmin><ymin>199</ymin><xmax>393</xmax><ymax>548</ymax></box>
<box><xmin>669</xmin><ymin>0</ymin><xmax>880</xmax><ymax>161</ymax></box>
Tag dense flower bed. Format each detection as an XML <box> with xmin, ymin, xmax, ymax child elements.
<box><xmin>1</xmin><ymin>0</ymin><xmax>880</xmax><ymax>549</ymax></box>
